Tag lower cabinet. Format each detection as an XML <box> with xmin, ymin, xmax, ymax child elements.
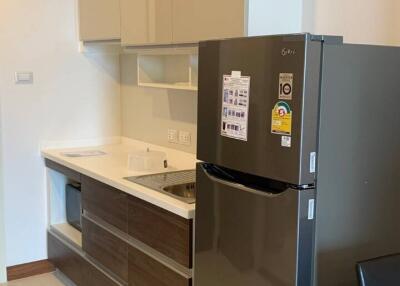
<box><xmin>128</xmin><ymin>196</ymin><xmax>193</xmax><ymax>268</ymax></box>
<box><xmin>81</xmin><ymin>175</ymin><xmax>128</xmax><ymax>233</ymax></box>
<box><xmin>46</xmin><ymin>160</ymin><xmax>193</xmax><ymax>286</ymax></box>
<box><xmin>128</xmin><ymin>246</ymin><xmax>191</xmax><ymax>286</ymax></box>
<box><xmin>82</xmin><ymin>217</ymin><xmax>129</xmax><ymax>283</ymax></box>
<box><xmin>48</xmin><ymin>232</ymin><xmax>86</xmax><ymax>285</ymax></box>
<box><xmin>82</xmin><ymin>217</ymin><xmax>192</xmax><ymax>286</ymax></box>
<box><xmin>48</xmin><ymin>231</ymin><xmax>121</xmax><ymax>286</ymax></box>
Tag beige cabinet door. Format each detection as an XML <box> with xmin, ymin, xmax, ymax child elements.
<box><xmin>78</xmin><ymin>0</ymin><xmax>121</xmax><ymax>41</ymax></box>
<box><xmin>121</xmin><ymin>0</ymin><xmax>173</xmax><ymax>46</ymax></box>
<box><xmin>172</xmin><ymin>0</ymin><xmax>246</xmax><ymax>43</ymax></box>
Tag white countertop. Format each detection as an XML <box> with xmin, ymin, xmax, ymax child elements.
<box><xmin>42</xmin><ymin>138</ymin><xmax>197</xmax><ymax>219</ymax></box>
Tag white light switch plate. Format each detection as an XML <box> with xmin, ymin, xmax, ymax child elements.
<box><xmin>15</xmin><ymin>72</ymin><xmax>33</xmax><ymax>84</ymax></box>
<box><xmin>167</xmin><ymin>129</ymin><xmax>178</xmax><ymax>143</ymax></box>
<box><xmin>179</xmin><ymin>131</ymin><xmax>191</xmax><ymax>145</ymax></box>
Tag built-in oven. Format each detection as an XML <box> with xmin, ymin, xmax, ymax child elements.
<box><xmin>66</xmin><ymin>183</ymin><xmax>82</xmax><ymax>231</ymax></box>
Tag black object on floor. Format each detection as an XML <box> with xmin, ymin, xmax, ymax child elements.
<box><xmin>357</xmin><ymin>254</ymin><xmax>400</xmax><ymax>286</ymax></box>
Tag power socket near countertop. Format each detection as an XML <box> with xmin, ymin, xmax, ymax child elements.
<box><xmin>168</xmin><ymin>129</ymin><xmax>191</xmax><ymax>146</ymax></box>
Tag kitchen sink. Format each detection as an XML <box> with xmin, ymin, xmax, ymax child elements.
<box><xmin>163</xmin><ymin>182</ymin><xmax>195</xmax><ymax>200</ymax></box>
<box><xmin>124</xmin><ymin>170</ymin><xmax>196</xmax><ymax>204</ymax></box>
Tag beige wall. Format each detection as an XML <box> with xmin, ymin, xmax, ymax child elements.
<box><xmin>0</xmin><ymin>0</ymin><xmax>121</xmax><ymax>267</ymax></box>
<box><xmin>311</xmin><ymin>0</ymin><xmax>400</xmax><ymax>45</ymax></box>
<box><xmin>121</xmin><ymin>54</ymin><xmax>197</xmax><ymax>154</ymax></box>
<box><xmin>0</xmin><ymin>102</ymin><xmax>6</xmax><ymax>282</ymax></box>
<box><xmin>247</xmin><ymin>0</ymin><xmax>304</xmax><ymax>36</ymax></box>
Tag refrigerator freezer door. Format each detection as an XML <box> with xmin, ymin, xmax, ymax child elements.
<box><xmin>197</xmin><ymin>34</ymin><xmax>322</xmax><ymax>185</ymax></box>
<box><xmin>194</xmin><ymin>163</ymin><xmax>315</xmax><ymax>286</ymax></box>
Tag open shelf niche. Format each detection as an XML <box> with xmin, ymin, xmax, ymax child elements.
<box><xmin>137</xmin><ymin>50</ymin><xmax>198</xmax><ymax>91</ymax></box>
<box><xmin>47</xmin><ymin>168</ymin><xmax>82</xmax><ymax>248</ymax></box>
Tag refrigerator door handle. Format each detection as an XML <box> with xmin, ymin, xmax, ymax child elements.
<box><xmin>202</xmin><ymin>165</ymin><xmax>286</xmax><ymax>198</ymax></box>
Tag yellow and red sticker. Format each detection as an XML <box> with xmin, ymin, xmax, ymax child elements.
<box><xmin>271</xmin><ymin>101</ymin><xmax>292</xmax><ymax>135</ymax></box>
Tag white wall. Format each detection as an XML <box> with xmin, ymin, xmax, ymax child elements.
<box><xmin>0</xmin><ymin>0</ymin><xmax>121</xmax><ymax>267</ymax></box>
<box><xmin>248</xmin><ymin>0</ymin><xmax>304</xmax><ymax>36</ymax></box>
<box><xmin>248</xmin><ymin>0</ymin><xmax>400</xmax><ymax>46</ymax></box>
<box><xmin>309</xmin><ymin>0</ymin><xmax>400</xmax><ymax>45</ymax></box>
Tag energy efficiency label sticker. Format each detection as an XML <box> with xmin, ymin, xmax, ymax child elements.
<box><xmin>271</xmin><ymin>101</ymin><xmax>292</xmax><ymax>135</ymax></box>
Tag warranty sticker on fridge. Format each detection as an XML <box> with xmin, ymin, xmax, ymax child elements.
<box><xmin>220</xmin><ymin>71</ymin><xmax>251</xmax><ymax>141</ymax></box>
<box><xmin>271</xmin><ymin>101</ymin><xmax>292</xmax><ymax>135</ymax></box>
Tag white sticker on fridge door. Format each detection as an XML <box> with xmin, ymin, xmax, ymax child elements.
<box><xmin>281</xmin><ymin>136</ymin><xmax>291</xmax><ymax>147</ymax></box>
<box><xmin>221</xmin><ymin>72</ymin><xmax>251</xmax><ymax>141</ymax></box>
<box><xmin>310</xmin><ymin>152</ymin><xmax>316</xmax><ymax>173</ymax></box>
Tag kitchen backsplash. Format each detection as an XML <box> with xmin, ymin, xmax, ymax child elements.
<box><xmin>121</xmin><ymin>54</ymin><xmax>197</xmax><ymax>154</ymax></box>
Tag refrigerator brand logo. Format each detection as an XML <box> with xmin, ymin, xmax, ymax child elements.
<box><xmin>281</xmin><ymin>48</ymin><xmax>296</xmax><ymax>56</ymax></box>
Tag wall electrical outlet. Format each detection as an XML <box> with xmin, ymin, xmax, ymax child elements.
<box><xmin>167</xmin><ymin>129</ymin><xmax>179</xmax><ymax>143</ymax></box>
<box><xmin>179</xmin><ymin>131</ymin><xmax>191</xmax><ymax>145</ymax></box>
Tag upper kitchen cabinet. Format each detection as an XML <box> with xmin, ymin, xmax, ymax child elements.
<box><xmin>77</xmin><ymin>0</ymin><xmax>305</xmax><ymax>47</ymax></box>
<box><xmin>172</xmin><ymin>0</ymin><xmax>246</xmax><ymax>43</ymax></box>
<box><xmin>121</xmin><ymin>0</ymin><xmax>173</xmax><ymax>46</ymax></box>
<box><xmin>78</xmin><ymin>0</ymin><xmax>121</xmax><ymax>41</ymax></box>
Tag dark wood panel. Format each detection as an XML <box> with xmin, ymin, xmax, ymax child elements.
<box><xmin>85</xmin><ymin>262</ymin><xmax>121</xmax><ymax>286</ymax></box>
<box><xmin>48</xmin><ymin>231</ymin><xmax>121</xmax><ymax>286</ymax></box>
<box><xmin>128</xmin><ymin>196</ymin><xmax>192</xmax><ymax>268</ymax></box>
<box><xmin>48</xmin><ymin>232</ymin><xmax>86</xmax><ymax>286</ymax></box>
<box><xmin>7</xmin><ymin>259</ymin><xmax>55</xmax><ymax>281</ymax></box>
<box><xmin>82</xmin><ymin>175</ymin><xmax>128</xmax><ymax>232</ymax></box>
<box><xmin>82</xmin><ymin>217</ymin><xmax>128</xmax><ymax>283</ymax></box>
<box><xmin>45</xmin><ymin>159</ymin><xmax>81</xmax><ymax>182</ymax></box>
<box><xmin>129</xmin><ymin>245</ymin><xmax>191</xmax><ymax>286</ymax></box>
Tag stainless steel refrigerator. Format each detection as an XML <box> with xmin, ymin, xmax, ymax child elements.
<box><xmin>195</xmin><ymin>34</ymin><xmax>400</xmax><ymax>286</ymax></box>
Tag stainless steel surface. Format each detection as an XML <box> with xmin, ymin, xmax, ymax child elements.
<box><xmin>162</xmin><ymin>183</ymin><xmax>195</xmax><ymax>200</ymax></box>
<box><xmin>195</xmin><ymin>163</ymin><xmax>315</xmax><ymax>286</ymax></box>
<box><xmin>202</xmin><ymin>166</ymin><xmax>280</xmax><ymax>197</ymax></box>
<box><xmin>314</xmin><ymin>43</ymin><xmax>400</xmax><ymax>286</ymax></box>
<box><xmin>195</xmin><ymin>33</ymin><xmax>400</xmax><ymax>286</ymax></box>
<box><xmin>197</xmin><ymin>34</ymin><xmax>322</xmax><ymax>185</ymax></box>
<box><xmin>124</xmin><ymin>170</ymin><xmax>196</xmax><ymax>204</ymax></box>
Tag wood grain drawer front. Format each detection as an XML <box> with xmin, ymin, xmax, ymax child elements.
<box><xmin>129</xmin><ymin>246</ymin><xmax>191</xmax><ymax>286</ymax></box>
<box><xmin>45</xmin><ymin>159</ymin><xmax>81</xmax><ymax>182</ymax></box>
<box><xmin>128</xmin><ymin>196</ymin><xmax>192</xmax><ymax>268</ymax></box>
<box><xmin>48</xmin><ymin>232</ymin><xmax>85</xmax><ymax>286</ymax></box>
<box><xmin>85</xmin><ymin>262</ymin><xmax>121</xmax><ymax>286</ymax></box>
<box><xmin>48</xmin><ymin>231</ymin><xmax>120</xmax><ymax>286</ymax></box>
<box><xmin>82</xmin><ymin>217</ymin><xmax>128</xmax><ymax>283</ymax></box>
<box><xmin>82</xmin><ymin>175</ymin><xmax>128</xmax><ymax>232</ymax></box>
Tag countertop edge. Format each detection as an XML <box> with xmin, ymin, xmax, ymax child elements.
<box><xmin>42</xmin><ymin>152</ymin><xmax>195</xmax><ymax>219</ymax></box>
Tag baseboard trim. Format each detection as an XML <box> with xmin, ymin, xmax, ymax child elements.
<box><xmin>6</xmin><ymin>259</ymin><xmax>55</xmax><ymax>281</ymax></box>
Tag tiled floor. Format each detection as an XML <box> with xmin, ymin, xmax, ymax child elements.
<box><xmin>0</xmin><ymin>273</ymin><xmax>67</xmax><ymax>286</ymax></box>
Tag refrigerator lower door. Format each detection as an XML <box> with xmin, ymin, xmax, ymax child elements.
<box><xmin>195</xmin><ymin>163</ymin><xmax>315</xmax><ymax>286</ymax></box>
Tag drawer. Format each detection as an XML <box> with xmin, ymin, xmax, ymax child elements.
<box><xmin>48</xmin><ymin>232</ymin><xmax>85</xmax><ymax>285</ymax></box>
<box><xmin>128</xmin><ymin>196</ymin><xmax>193</xmax><ymax>268</ymax></box>
<box><xmin>82</xmin><ymin>217</ymin><xmax>128</xmax><ymax>283</ymax></box>
<box><xmin>48</xmin><ymin>231</ymin><xmax>121</xmax><ymax>286</ymax></box>
<box><xmin>129</xmin><ymin>245</ymin><xmax>191</xmax><ymax>286</ymax></box>
<box><xmin>85</xmin><ymin>262</ymin><xmax>123</xmax><ymax>286</ymax></box>
<box><xmin>82</xmin><ymin>175</ymin><xmax>128</xmax><ymax>232</ymax></box>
